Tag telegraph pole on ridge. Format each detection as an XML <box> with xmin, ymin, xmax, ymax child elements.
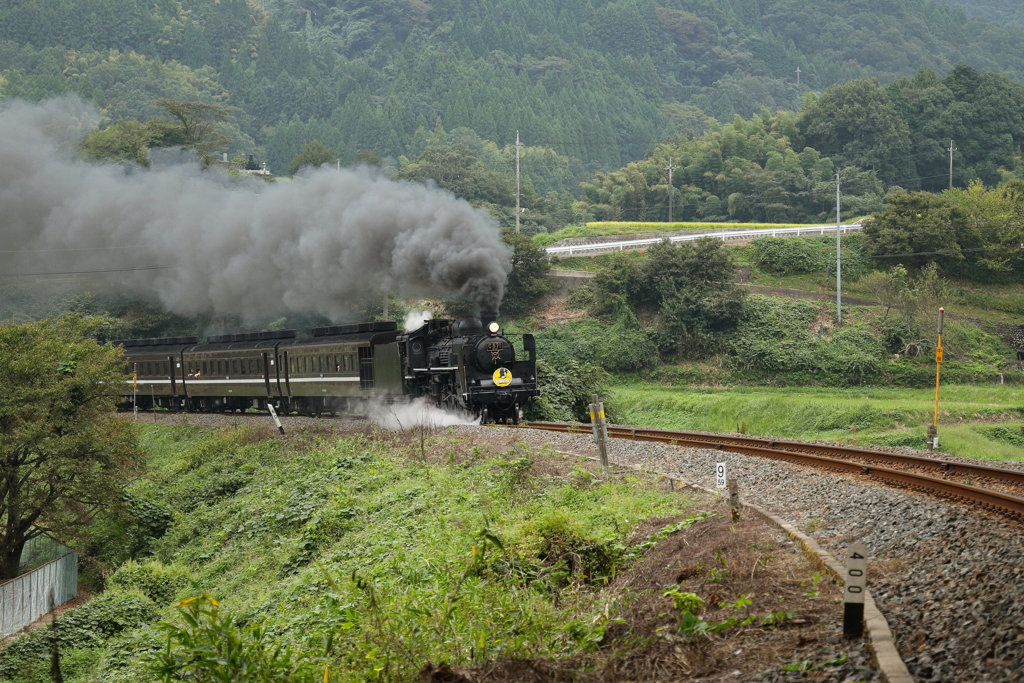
<box><xmin>836</xmin><ymin>173</ymin><xmax>842</xmax><ymax>325</ymax></box>
<box><xmin>948</xmin><ymin>140</ymin><xmax>957</xmax><ymax>191</ymax></box>
<box><xmin>515</xmin><ymin>131</ymin><xmax>523</xmax><ymax>233</ymax></box>
<box><xmin>663</xmin><ymin>159</ymin><xmax>679</xmax><ymax>222</ymax></box>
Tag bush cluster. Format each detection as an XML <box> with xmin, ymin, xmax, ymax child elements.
<box><xmin>0</xmin><ymin>591</ymin><xmax>157</xmax><ymax>680</ymax></box>
<box><xmin>108</xmin><ymin>559</ymin><xmax>193</xmax><ymax>606</ymax></box>
<box><xmin>753</xmin><ymin>234</ymin><xmax>869</xmax><ymax>280</ymax></box>
<box><xmin>729</xmin><ymin>298</ymin><xmax>885</xmax><ymax>384</ymax></box>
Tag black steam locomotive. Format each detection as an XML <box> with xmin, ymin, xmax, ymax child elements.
<box><xmin>113</xmin><ymin>315</ymin><xmax>538</xmax><ymax>424</ymax></box>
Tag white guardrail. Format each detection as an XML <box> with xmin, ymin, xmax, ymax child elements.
<box><xmin>545</xmin><ymin>222</ymin><xmax>864</xmax><ymax>257</ymax></box>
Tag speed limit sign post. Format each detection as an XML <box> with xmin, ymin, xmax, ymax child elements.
<box><xmin>843</xmin><ymin>542</ymin><xmax>868</xmax><ymax>638</ymax></box>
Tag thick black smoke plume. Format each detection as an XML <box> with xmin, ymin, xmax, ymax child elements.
<box><xmin>0</xmin><ymin>97</ymin><xmax>511</xmax><ymax>319</ymax></box>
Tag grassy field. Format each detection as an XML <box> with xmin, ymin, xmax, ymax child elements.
<box><xmin>608</xmin><ymin>383</ymin><xmax>1024</xmax><ymax>462</ymax></box>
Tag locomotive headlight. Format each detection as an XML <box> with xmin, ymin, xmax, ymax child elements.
<box><xmin>488</xmin><ymin>321</ymin><xmax>500</xmax><ymax>335</ymax></box>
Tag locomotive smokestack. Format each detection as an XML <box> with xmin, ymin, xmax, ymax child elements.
<box><xmin>481</xmin><ymin>310</ymin><xmax>498</xmax><ymax>327</ymax></box>
<box><xmin>0</xmin><ymin>97</ymin><xmax>512</xmax><ymax>320</ymax></box>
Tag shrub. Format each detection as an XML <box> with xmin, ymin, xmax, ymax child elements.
<box><xmin>142</xmin><ymin>594</ymin><xmax>329</xmax><ymax>683</ymax></box>
<box><xmin>664</xmin><ymin>589</ymin><xmax>704</xmax><ymax>613</ymax></box>
<box><xmin>754</xmin><ymin>234</ymin><xmax>869</xmax><ymax>280</ymax></box>
<box><xmin>729</xmin><ymin>297</ymin><xmax>885</xmax><ymax>384</ymax></box>
<box><xmin>593</xmin><ymin>306</ymin><xmax>657</xmax><ymax>373</ymax></box>
<box><xmin>526</xmin><ymin>360</ymin><xmax>605</xmax><ymax>422</ymax></box>
<box><xmin>0</xmin><ymin>591</ymin><xmax>158</xmax><ymax>679</ymax></box>
<box><xmin>980</xmin><ymin>426</ymin><xmax>1024</xmax><ymax>448</ymax></box>
<box><xmin>108</xmin><ymin>559</ymin><xmax>193</xmax><ymax>605</ymax></box>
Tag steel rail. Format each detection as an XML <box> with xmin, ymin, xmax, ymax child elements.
<box><xmin>518</xmin><ymin>422</ymin><xmax>1024</xmax><ymax>520</ymax></box>
<box><xmin>524</xmin><ymin>422</ymin><xmax>1024</xmax><ymax>489</ymax></box>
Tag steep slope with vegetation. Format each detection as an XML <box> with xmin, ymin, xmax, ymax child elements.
<box><xmin>0</xmin><ymin>422</ymin><xmax>854</xmax><ymax>682</ymax></box>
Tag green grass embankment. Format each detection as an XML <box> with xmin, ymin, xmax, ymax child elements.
<box><xmin>0</xmin><ymin>424</ymin><xmax>700</xmax><ymax>682</ymax></box>
<box><xmin>608</xmin><ymin>384</ymin><xmax>1024</xmax><ymax>461</ymax></box>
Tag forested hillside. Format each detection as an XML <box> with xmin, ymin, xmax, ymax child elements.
<box><xmin>946</xmin><ymin>0</ymin><xmax>1024</xmax><ymax>27</ymax></box>
<box><xmin>3</xmin><ymin>0</ymin><xmax>1024</xmax><ymax>182</ymax></box>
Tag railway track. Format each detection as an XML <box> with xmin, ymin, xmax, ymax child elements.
<box><xmin>518</xmin><ymin>422</ymin><xmax>1024</xmax><ymax>521</ymax></box>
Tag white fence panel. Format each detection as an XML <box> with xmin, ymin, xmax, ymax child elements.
<box><xmin>0</xmin><ymin>541</ymin><xmax>78</xmax><ymax>639</ymax></box>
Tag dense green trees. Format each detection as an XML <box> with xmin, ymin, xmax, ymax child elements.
<box><xmin>5</xmin><ymin>0</ymin><xmax>1024</xmax><ymax>195</ymax></box>
<box><xmin>864</xmin><ymin>181</ymin><xmax>1024</xmax><ymax>280</ymax></box>
<box><xmin>81</xmin><ymin>99</ymin><xmax>233</xmax><ymax>164</ymax></box>
<box><xmin>793</xmin><ymin>68</ymin><xmax>1024</xmax><ymax>190</ymax></box>
<box><xmin>498</xmin><ymin>231</ymin><xmax>551</xmax><ymax>318</ymax></box>
<box><xmin>286</xmin><ymin>139</ymin><xmax>337</xmax><ymax>176</ymax></box>
<box><xmin>799</xmin><ymin>79</ymin><xmax>914</xmax><ymax>185</ymax></box>
<box><xmin>586</xmin><ymin>238</ymin><xmax>745</xmax><ymax>358</ymax></box>
<box><xmin>0</xmin><ymin>317</ymin><xmax>140</xmax><ymax>580</ymax></box>
<box><xmin>578</xmin><ymin>110</ymin><xmax>885</xmax><ymax>223</ymax></box>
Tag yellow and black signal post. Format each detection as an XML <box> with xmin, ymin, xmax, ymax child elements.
<box><xmin>928</xmin><ymin>308</ymin><xmax>944</xmax><ymax>451</ymax></box>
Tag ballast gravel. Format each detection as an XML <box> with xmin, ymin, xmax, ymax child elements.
<box><xmin>464</xmin><ymin>425</ymin><xmax>1024</xmax><ymax>683</ymax></box>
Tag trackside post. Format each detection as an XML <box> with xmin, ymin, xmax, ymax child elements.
<box><xmin>267</xmin><ymin>403</ymin><xmax>285</xmax><ymax>435</ymax></box>
<box><xmin>590</xmin><ymin>394</ymin><xmax>609</xmax><ymax>468</ymax></box>
<box><xmin>843</xmin><ymin>542</ymin><xmax>868</xmax><ymax>638</ymax></box>
<box><xmin>929</xmin><ymin>308</ymin><xmax>944</xmax><ymax>451</ymax></box>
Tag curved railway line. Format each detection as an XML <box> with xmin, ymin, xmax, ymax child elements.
<box><xmin>517</xmin><ymin>422</ymin><xmax>1024</xmax><ymax>520</ymax></box>
<box><xmin>127</xmin><ymin>410</ymin><xmax>1024</xmax><ymax>520</ymax></box>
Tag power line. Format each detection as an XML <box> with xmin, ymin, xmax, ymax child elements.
<box><xmin>0</xmin><ymin>245</ymin><xmax>151</xmax><ymax>254</ymax></box>
<box><xmin>0</xmin><ymin>266</ymin><xmax>172</xmax><ymax>278</ymax></box>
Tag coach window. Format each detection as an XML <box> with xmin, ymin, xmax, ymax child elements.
<box><xmin>319</xmin><ymin>356</ymin><xmax>324</xmax><ymax>373</ymax></box>
<box><xmin>201</xmin><ymin>361</ymin><xmax>207</xmax><ymax>375</ymax></box>
<box><xmin>216</xmin><ymin>360</ymin><xmax>222</xmax><ymax>375</ymax></box>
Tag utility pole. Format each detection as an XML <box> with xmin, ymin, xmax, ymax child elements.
<box><xmin>795</xmin><ymin>67</ymin><xmax>801</xmax><ymax>86</ymax></box>
<box><xmin>663</xmin><ymin>159</ymin><xmax>678</xmax><ymax>222</ymax></box>
<box><xmin>383</xmin><ymin>293</ymin><xmax>389</xmax><ymax>321</ymax></box>
<box><xmin>948</xmin><ymin>140</ymin><xmax>956</xmax><ymax>191</ymax></box>
<box><xmin>515</xmin><ymin>131</ymin><xmax>523</xmax><ymax>233</ymax></box>
<box><xmin>835</xmin><ymin>173</ymin><xmax>842</xmax><ymax>325</ymax></box>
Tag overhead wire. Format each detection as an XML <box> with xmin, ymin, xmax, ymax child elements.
<box><xmin>0</xmin><ymin>266</ymin><xmax>172</xmax><ymax>278</ymax></box>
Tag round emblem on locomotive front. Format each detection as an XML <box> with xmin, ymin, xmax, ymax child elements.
<box><xmin>492</xmin><ymin>367</ymin><xmax>513</xmax><ymax>387</ymax></box>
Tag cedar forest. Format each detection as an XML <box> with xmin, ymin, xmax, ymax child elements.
<box><xmin>3</xmin><ymin>0</ymin><xmax>1024</xmax><ymax>231</ymax></box>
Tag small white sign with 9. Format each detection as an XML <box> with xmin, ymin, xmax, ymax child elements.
<box><xmin>715</xmin><ymin>462</ymin><xmax>727</xmax><ymax>489</ymax></box>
